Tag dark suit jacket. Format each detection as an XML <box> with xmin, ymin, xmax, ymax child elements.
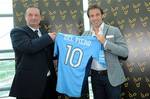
<box><xmin>9</xmin><ymin>26</ymin><xmax>57</xmax><ymax>99</ymax></box>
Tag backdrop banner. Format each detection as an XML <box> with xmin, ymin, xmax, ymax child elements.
<box><xmin>89</xmin><ymin>0</ymin><xmax>150</xmax><ymax>98</ymax></box>
<box><xmin>13</xmin><ymin>0</ymin><xmax>84</xmax><ymax>35</ymax></box>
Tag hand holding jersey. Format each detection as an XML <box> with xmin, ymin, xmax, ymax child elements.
<box><xmin>54</xmin><ymin>33</ymin><xmax>106</xmax><ymax>97</ymax></box>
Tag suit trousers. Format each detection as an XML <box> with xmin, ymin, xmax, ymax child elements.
<box><xmin>91</xmin><ymin>70</ymin><xmax>121</xmax><ymax>99</ymax></box>
<box><xmin>16</xmin><ymin>75</ymin><xmax>58</xmax><ymax>99</ymax></box>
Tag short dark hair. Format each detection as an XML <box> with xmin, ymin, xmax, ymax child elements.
<box><xmin>25</xmin><ymin>5</ymin><xmax>41</xmax><ymax>16</ymax></box>
<box><xmin>87</xmin><ymin>4</ymin><xmax>104</xmax><ymax>17</ymax></box>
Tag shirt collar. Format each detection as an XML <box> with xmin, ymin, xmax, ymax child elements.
<box><xmin>28</xmin><ymin>26</ymin><xmax>39</xmax><ymax>32</ymax></box>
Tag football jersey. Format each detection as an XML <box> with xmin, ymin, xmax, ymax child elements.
<box><xmin>54</xmin><ymin>32</ymin><xmax>104</xmax><ymax>97</ymax></box>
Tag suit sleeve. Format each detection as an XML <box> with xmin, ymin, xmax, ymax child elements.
<box><xmin>53</xmin><ymin>35</ymin><xmax>59</xmax><ymax>58</ymax></box>
<box><xmin>10</xmin><ymin>28</ymin><xmax>53</xmax><ymax>54</ymax></box>
<box><xmin>104</xmin><ymin>27</ymin><xmax>128</xmax><ymax>58</ymax></box>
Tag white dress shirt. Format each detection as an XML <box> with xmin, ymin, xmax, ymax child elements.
<box><xmin>91</xmin><ymin>22</ymin><xmax>107</xmax><ymax>71</ymax></box>
<box><xmin>29</xmin><ymin>27</ymin><xmax>42</xmax><ymax>37</ymax></box>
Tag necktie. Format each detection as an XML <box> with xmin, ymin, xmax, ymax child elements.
<box><xmin>34</xmin><ymin>30</ymin><xmax>39</xmax><ymax>37</ymax></box>
<box><xmin>34</xmin><ymin>30</ymin><xmax>38</xmax><ymax>33</ymax></box>
<box><xmin>35</xmin><ymin>30</ymin><xmax>42</xmax><ymax>37</ymax></box>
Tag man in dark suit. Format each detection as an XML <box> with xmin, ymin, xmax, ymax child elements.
<box><xmin>82</xmin><ymin>4</ymin><xmax>128</xmax><ymax>99</ymax></box>
<box><xmin>9</xmin><ymin>6</ymin><xmax>58</xmax><ymax>99</ymax></box>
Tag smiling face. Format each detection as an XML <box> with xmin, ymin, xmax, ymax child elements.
<box><xmin>25</xmin><ymin>7</ymin><xmax>41</xmax><ymax>29</ymax></box>
<box><xmin>88</xmin><ymin>8</ymin><xmax>104</xmax><ymax>28</ymax></box>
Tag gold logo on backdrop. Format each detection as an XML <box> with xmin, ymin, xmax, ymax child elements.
<box><xmin>140</xmin><ymin>16</ymin><xmax>149</xmax><ymax>27</ymax></box>
<box><xmin>76</xmin><ymin>0</ymin><xmax>81</xmax><ymax>6</ymax></box>
<box><xmin>126</xmin><ymin>62</ymin><xmax>134</xmax><ymax>72</ymax></box>
<box><xmin>54</xmin><ymin>0</ymin><xmax>60</xmax><ymax>6</ymax></box>
<box><xmin>109</xmin><ymin>21</ymin><xmax>115</xmax><ymax>25</ymax></box>
<box><xmin>23</xmin><ymin>3</ymin><xmax>28</xmax><ymax>8</ymax></box>
<box><xmin>118</xmin><ymin>19</ymin><xmax>125</xmax><ymax>30</ymax></box>
<box><xmin>128</xmin><ymin>18</ymin><xmax>136</xmax><ymax>28</ymax></box>
<box><xmin>133</xmin><ymin>3</ymin><xmax>141</xmax><ymax>14</ymax></box>
<box><xmin>111</xmin><ymin>6</ymin><xmax>119</xmax><ymax>16</ymax></box>
<box><xmin>41</xmin><ymin>11</ymin><xmax>46</xmax><ymax>20</ymax></box>
<box><xmin>124</xmin><ymin>77</ymin><xmax>129</xmax><ymax>87</ymax></box>
<box><xmin>122</xmin><ymin>4</ymin><xmax>129</xmax><ymax>15</ymax></box>
<box><xmin>44</xmin><ymin>25</ymin><xmax>52</xmax><ymax>32</ymax></box>
<box><xmin>124</xmin><ymin>33</ymin><xmax>132</xmax><ymax>44</ymax></box>
<box><xmin>75</xmin><ymin>23</ymin><xmax>83</xmax><ymax>29</ymax></box>
<box><xmin>76</xmin><ymin>23</ymin><xmax>84</xmax><ymax>33</ymax></box>
<box><xmin>106</xmin><ymin>0</ymin><xmax>112</xmax><ymax>4</ymax></box>
<box><xmin>144</xmin><ymin>1</ymin><xmax>150</xmax><ymax>12</ymax></box>
<box><xmin>60</xmin><ymin>10</ymin><xmax>67</xmax><ymax>20</ymax></box>
<box><xmin>147</xmin><ymin>31</ymin><xmax>150</xmax><ymax>38</ymax></box>
<box><xmin>144</xmin><ymin>46</ymin><xmax>150</xmax><ymax>57</ymax></box>
<box><xmin>66</xmin><ymin>24</ymin><xmax>73</xmax><ymax>33</ymax></box>
<box><xmin>121</xmin><ymin>92</ymin><xmax>125</xmax><ymax>98</ymax></box>
<box><xmin>13</xmin><ymin>0</ymin><xmax>18</xmax><ymax>8</ymax></box>
<box><xmin>17</xmin><ymin>0</ymin><xmax>28</xmax><ymax>8</ymax></box>
<box><xmin>140</xmin><ymin>92</ymin><xmax>150</xmax><ymax>98</ymax></box>
<box><xmin>48</xmin><ymin>10</ymin><xmax>56</xmax><ymax>21</ymax></box>
<box><xmin>96</xmin><ymin>1</ymin><xmax>101</xmax><ymax>6</ymax></box>
<box><xmin>16</xmin><ymin>12</ymin><xmax>24</xmax><ymax>22</ymax></box>
<box><xmin>29</xmin><ymin>0</ymin><xmax>38</xmax><ymax>8</ymax></box>
<box><xmin>130</xmin><ymin>47</ymin><xmax>139</xmax><ymax>58</ymax></box>
<box><xmin>43</xmin><ymin>0</ymin><xmax>49</xmax><ymax>7</ymax></box>
<box><xmin>124</xmin><ymin>82</ymin><xmax>128</xmax><ymax>87</ymax></box>
<box><xmin>80</xmin><ymin>10</ymin><xmax>83</xmax><ymax>16</ymax></box>
<box><xmin>145</xmin><ymin>77</ymin><xmax>150</xmax><ymax>88</ymax></box>
<box><xmin>135</xmin><ymin>32</ymin><xmax>143</xmax><ymax>38</ymax></box>
<box><xmin>133</xmin><ymin>77</ymin><xmax>141</xmax><ymax>87</ymax></box>
<box><xmin>20</xmin><ymin>0</ymin><xmax>28</xmax><ymax>3</ymax></box>
<box><xmin>70</xmin><ymin>10</ymin><xmax>77</xmax><ymax>20</ymax></box>
<box><xmin>65</xmin><ymin>0</ymin><xmax>71</xmax><ymax>6</ymax></box>
<box><xmin>137</xmin><ymin>62</ymin><xmax>146</xmax><ymax>72</ymax></box>
<box><xmin>55</xmin><ymin>24</ymin><xmax>62</xmax><ymax>32</ymax></box>
<box><xmin>135</xmin><ymin>32</ymin><xmax>144</xmax><ymax>42</ymax></box>
<box><xmin>103</xmin><ymin>8</ymin><xmax>108</xmax><ymax>18</ymax></box>
<box><xmin>128</xmin><ymin>91</ymin><xmax>137</xmax><ymax>98</ymax></box>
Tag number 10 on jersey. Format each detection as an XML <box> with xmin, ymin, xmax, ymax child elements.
<box><xmin>65</xmin><ymin>45</ymin><xmax>83</xmax><ymax>68</ymax></box>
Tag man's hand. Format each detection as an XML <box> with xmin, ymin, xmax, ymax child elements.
<box><xmin>95</xmin><ymin>33</ymin><xmax>106</xmax><ymax>44</ymax></box>
<box><xmin>48</xmin><ymin>32</ymin><xmax>56</xmax><ymax>41</ymax></box>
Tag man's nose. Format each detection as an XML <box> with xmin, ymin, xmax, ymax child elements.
<box><xmin>93</xmin><ymin>16</ymin><xmax>98</xmax><ymax>20</ymax></box>
<box><xmin>32</xmin><ymin>15</ymin><xmax>36</xmax><ymax>19</ymax></box>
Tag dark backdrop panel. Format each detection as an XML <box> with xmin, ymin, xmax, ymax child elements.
<box><xmin>13</xmin><ymin>0</ymin><xmax>150</xmax><ymax>98</ymax></box>
<box><xmin>13</xmin><ymin>0</ymin><xmax>84</xmax><ymax>35</ymax></box>
<box><xmin>89</xmin><ymin>0</ymin><xmax>150</xmax><ymax>99</ymax></box>
<box><xmin>13</xmin><ymin>1</ymin><xmax>84</xmax><ymax>98</ymax></box>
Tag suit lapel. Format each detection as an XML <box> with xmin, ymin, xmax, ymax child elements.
<box><xmin>23</xmin><ymin>26</ymin><xmax>38</xmax><ymax>38</ymax></box>
<box><xmin>23</xmin><ymin>26</ymin><xmax>48</xmax><ymax>38</ymax></box>
<box><xmin>103</xmin><ymin>23</ymin><xmax>110</xmax><ymax>37</ymax></box>
<box><xmin>39</xmin><ymin>28</ymin><xmax>46</xmax><ymax>36</ymax></box>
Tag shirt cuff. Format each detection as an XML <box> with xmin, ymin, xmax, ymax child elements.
<box><xmin>103</xmin><ymin>40</ymin><xmax>107</xmax><ymax>48</ymax></box>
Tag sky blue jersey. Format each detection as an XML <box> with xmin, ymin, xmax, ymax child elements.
<box><xmin>54</xmin><ymin>32</ymin><xmax>105</xmax><ymax>97</ymax></box>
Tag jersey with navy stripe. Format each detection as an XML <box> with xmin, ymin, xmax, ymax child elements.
<box><xmin>54</xmin><ymin>32</ymin><xmax>105</xmax><ymax>97</ymax></box>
